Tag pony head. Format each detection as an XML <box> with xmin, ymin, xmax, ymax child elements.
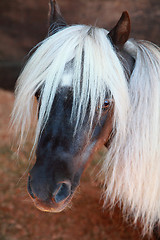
<box><xmin>11</xmin><ymin>1</ymin><xmax>133</xmax><ymax>212</ymax></box>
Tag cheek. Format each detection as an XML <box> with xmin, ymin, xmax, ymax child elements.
<box><xmin>91</xmin><ymin>111</ymin><xmax>114</xmax><ymax>150</ymax></box>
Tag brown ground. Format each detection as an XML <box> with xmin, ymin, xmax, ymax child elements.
<box><xmin>0</xmin><ymin>89</ymin><xmax>153</xmax><ymax>240</ymax></box>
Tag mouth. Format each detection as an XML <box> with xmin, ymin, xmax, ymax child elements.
<box><xmin>33</xmin><ymin>196</ymin><xmax>73</xmax><ymax>213</ymax></box>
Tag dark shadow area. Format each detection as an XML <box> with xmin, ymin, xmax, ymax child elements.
<box><xmin>0</xmin><ymin>61</ymin><xmax>21</xmax><ymax>91</ymax></box>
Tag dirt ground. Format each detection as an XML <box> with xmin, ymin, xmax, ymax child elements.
<box><xmin>0</xmin><ymin>89</ymin><xmax>154</xmax><ymax>240</ymax></box>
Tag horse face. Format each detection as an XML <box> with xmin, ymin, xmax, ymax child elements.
<box><xmin>26</xmin><ymin>6</ymin><xmax>133</xmax><ymax>212</ymax></box>
<box><xmin>28</xmin><ymin>87</ymin><xmax>113</xmax><ymax>212</ymax></box>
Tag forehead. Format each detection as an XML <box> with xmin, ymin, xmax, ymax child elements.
<box><xmin>60</xmin><ymin>61</ymin><xmax>73</xmax><ymax>87</ymax></box>
<box><xmin>60</xmin><ymin>72</ymin><xmax>73</xmax><ymax>87</ymax></box>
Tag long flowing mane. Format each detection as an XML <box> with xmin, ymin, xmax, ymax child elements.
<box><xmin>103</xmin><ymin>39</ymin><xmax>160</xmax><ymax>234</ymax></box>
<box><xmin>11</xmin><ymin>25</ymin><xmax>129</xmax><ymax>147</ymax></box>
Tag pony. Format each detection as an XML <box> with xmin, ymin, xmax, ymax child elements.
<box><xmin>11</xmin><ymin>0</ymin><xmax>160</xmax><ymax>237</ymax></box>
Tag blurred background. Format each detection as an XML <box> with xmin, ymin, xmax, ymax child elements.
<box><xmin>0</xmin><ymin>0</ymin><xmax>160</xmax><ymax>240</ymax></box>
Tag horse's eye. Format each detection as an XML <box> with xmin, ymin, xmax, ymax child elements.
<box><xmin>35</xmin><ymin>90</ymin><xmax>41</xmax><ymax>101</ymax></box>
<box><xmin>102</xmin><ymin>99</ymin><xmax>112</xmax><ymax>110</ymax></box>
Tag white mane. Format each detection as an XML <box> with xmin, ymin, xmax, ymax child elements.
<box><xmin>11</xmin><ymin>25</ymin><xmax>129</xmax><ymax>146</ymax></box>
<box><xmin>102</xmin><ymin>39</ymin><xmax>160</xmax><ymax>234</ymax></box>
<box><xmin>11</xmin><ymin>24</ymin><xmax>160</xmax><ymax>235</ymax></box>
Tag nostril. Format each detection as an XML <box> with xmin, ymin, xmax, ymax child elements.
<box><xmin>27</xmin><ymin>175</ymin><xmax>35</xmax><ymax>199</ymax></box>
<box><xmin>54</xmin><ymin>182</ymin><xmax>71</xmax><ymax>203</ymax></box>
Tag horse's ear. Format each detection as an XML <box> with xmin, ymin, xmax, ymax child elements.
<box><xmin>48</xmin><ymin>0</ymin><xmax>67</xmax><ymax>35</ymax></box>
<box><xmin>108</xmin><ymin>11</ymin><xmax>130</xmax><ymax>48</ymax></box>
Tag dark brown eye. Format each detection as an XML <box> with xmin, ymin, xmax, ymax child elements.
<box><xmin>102</xmin><ymin>99</ymin><xmax>112</xmax><ymax>110</ymax></box>
<box><xmin>35</xmin><ymin>90</ymin><xmax>41</xmax><ymax>101</ymax></box>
